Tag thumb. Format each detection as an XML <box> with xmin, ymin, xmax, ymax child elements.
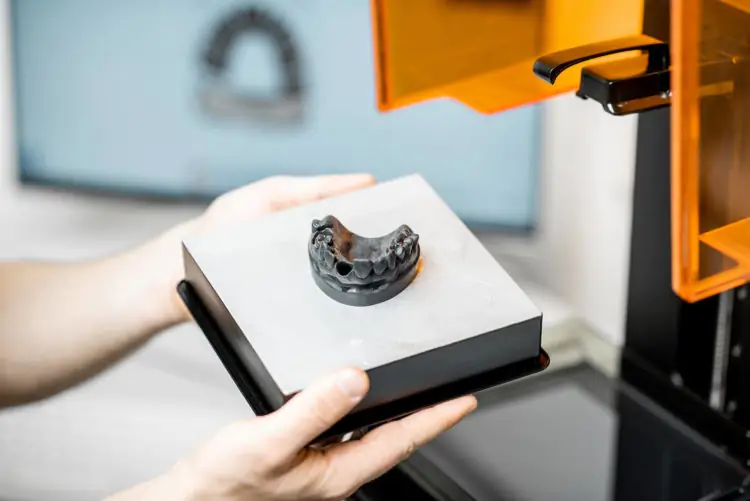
<box><xmin>266</xmin><ymin>367</ymin><xmax>369</xmax><ymax>457</ymax></box>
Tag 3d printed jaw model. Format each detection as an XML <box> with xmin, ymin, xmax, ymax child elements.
<box><xmin>308</xmin><ymin>215</ymin><xmax>421</xmax><ymax>306</ymax></box>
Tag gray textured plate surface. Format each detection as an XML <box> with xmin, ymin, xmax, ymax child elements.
<box><xmin>184</xmin><ymin>174</ymin><xmax>541</xmax><ymax>395</ymax></box>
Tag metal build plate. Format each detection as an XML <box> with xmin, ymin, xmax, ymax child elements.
<box><xmin>183</xmin><ymin>175</ymin><xmax>542</xmax><ymax>402</ymax></box>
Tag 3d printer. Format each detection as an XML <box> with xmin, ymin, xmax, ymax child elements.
<box><xmin>350</xmin><ymin>0</ymin><xmax>750</xmax><ymax>499</ymax></box>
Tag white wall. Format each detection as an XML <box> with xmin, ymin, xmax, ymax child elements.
<box><xmin>540</xmin><ymin>96</ymin><xmax>637</xmax><ymax>345</ymax></box>
<box><xmin>480</xmin><ymin>96</ymin><xmax>638</xmax><ymax>347</ymax></box>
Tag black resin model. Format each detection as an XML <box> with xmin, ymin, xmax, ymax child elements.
<box><xmin>308</xmin><ymin>215</ymin><xmax>420</xmax><ymax>306</ymax></box>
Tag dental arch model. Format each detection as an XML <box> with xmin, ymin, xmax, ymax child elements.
<box><xmin>308</xmin><ymin>215</ymin><xmax>420</xmax><ymax>306</ymax></box>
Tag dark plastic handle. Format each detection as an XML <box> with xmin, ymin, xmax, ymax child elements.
<box><xmin>533</xmin><ymin>34</ymin><xmax>669</xmax><ymax>84</ymax></box>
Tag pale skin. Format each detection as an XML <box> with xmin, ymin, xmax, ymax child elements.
<box><xmin>0</xmin><ymin>174</ymin><xmax>478</xmax><ymax>501</ymax></box>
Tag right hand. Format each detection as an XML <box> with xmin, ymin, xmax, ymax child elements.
<box><xmin>159</xmin><ymin>368</ymin><xmax>477</xmax><ymax>500</ymax></box>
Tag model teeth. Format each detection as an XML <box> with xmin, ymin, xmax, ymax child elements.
<box><xmin>308</xmin><ymin>216</ymin><xmax>421</xmax><ymax>305</ymax></box>
<box><xmin>353</xmin><ymin>259</ymin><xmax>372</xmax><ymax>279</ymax></box>
<box><xmin>387</xmin><ymin>250</ymin><xmax>397</xmax><ymax>269</ymax></box>
<box><xmin>373</xmin><ymin>256</ymin><xmax>388</xmax><ymax>275</ymax></box>
<box><xmin>336</xmin><ymin>259</ymin><xmax>353</xmax><ymax>277</ymax></box>
<box><xmin>314</xmin><ymin>234</ymin><xmax>417</xmax><ymax>274</ymax></box>
<box><xmin>324</xmin><ymin>249</ymin><xmax>335</xmax><ymax>268</ymax></box>
<box><xmin>311</xmin><ymin>217</ymin><xmax>334</xmax><ymax>233</ymax></box>
<box><xmin>310</xmin><ymin>216</ymin><xmax>419</xmax><ymax>283</ymax></box>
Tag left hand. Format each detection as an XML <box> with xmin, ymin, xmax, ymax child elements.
<box><xmin>151</xmin><ymin>174</ymin><xmax>376</xmax><ymax>325</ymax></box>
<box><xmin>193</xmin><ymin>174</ymin><xmax>376</xmax><ymax>234</ymax></box>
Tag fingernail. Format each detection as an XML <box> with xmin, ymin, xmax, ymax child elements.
<box><xmin>337</xmin><ymin>369</ymin><xmax>368</xmax><ymax>402</ymax></box>
<box><xmin>456</xmin><ymin>396</ymin><xmax>478</xmax><ymax>416</ymax></box>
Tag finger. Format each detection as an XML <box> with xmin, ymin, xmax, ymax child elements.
<box><xmin>321</xmin><ymin>396</ymin><xmax>477</xmax><ymax>493</ymax></box>
<box><xmin>270</xmin><ymin>173</ymin><xmax>376</xmax><ymax>208</ymax></box>
<box><xmin>261</xmin><ymin>367</ymin><xmax>370</xmax><ymax>462</ymax></box>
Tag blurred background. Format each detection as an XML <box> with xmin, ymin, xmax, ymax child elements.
<box><xmin>12</xmin><ymin>0</ymin><xmax>541</xmax><ymax>228</ymax></box>
<box><xmin>0</xmin><ymin>1</ymin><xmax>638</xmax><ymax>499</ymax></box>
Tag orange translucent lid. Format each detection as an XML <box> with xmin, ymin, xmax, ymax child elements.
<box><xmin>670</xmin><ymin>0</ymin><xmax>750</xmax><ymax>302</ymax></box>
<box><xmin>370</xmin><ymin>0</ymin><xmax>644</xmax><ymax>114</ymax></box>
<box><xmin>371</xmin><ymin>0</ymin><xmax>750</xmax><ymax>302</ymax></box>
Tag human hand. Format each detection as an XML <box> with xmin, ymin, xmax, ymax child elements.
<box><xmin>141</xmin><ymin>174</ymin><xmax>376</xmax><ymax>326</ymax></box>
<box><xmin>124</xmin><ymin>368</ymin><xmax>477</xmax><ymax>501</ymax></box>
<box><xmin>191</xmin><ymin>174</ymin><xmax>377</xmax><ymax>235</ymax></box>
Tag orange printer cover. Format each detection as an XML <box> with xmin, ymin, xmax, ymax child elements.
<box><xmin>371</xmin><ymin>0</ymin><xmax>750</xmax><ymax>302</ymax></box>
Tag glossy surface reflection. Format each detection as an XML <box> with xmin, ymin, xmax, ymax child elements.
<box><xmin>365</xmin><ymin>364</ymin><xmax>749</xmax><ymax>500</ymax></box>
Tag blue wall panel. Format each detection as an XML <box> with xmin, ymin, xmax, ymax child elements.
<box><xmin>11</xmin><ymin>0</ymin><xmax>541</xmax><ymax>228</ymax></box>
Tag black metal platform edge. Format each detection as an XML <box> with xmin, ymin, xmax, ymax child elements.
<box><xmin>178</xmin><ymin>279</ymin><xmax>275</xmax><ymax>415</ymax></box>
<box><xmin>177</xmin><ymin>279</ymin><xmax>550</xmax><ymax>444</ymax></box>
<box><xmin>621</xmin><ymin>348</ymin><xmax>750</xmax><ymax>466</ymax></box>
